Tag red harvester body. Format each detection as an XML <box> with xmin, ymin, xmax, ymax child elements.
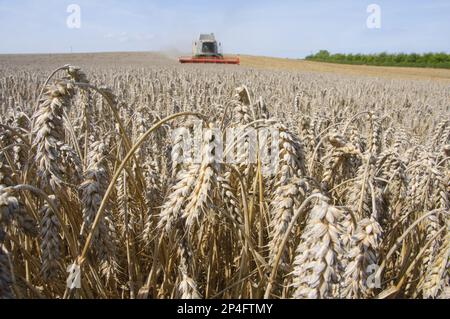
<box><xmin>179</xmin><ymin>56</ymin><xmax>240</xmax><ymax>64</ymax></box>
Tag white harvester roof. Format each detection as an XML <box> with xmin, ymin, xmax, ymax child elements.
<box><xmin>199</xmin><ymin>33</ymin><xmax>216</xmax><ymax>42</ymax></box>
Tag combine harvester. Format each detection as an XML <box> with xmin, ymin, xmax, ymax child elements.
<box><xmin>179</xmin><ymin>33</ymin><xmax>240</xmax><ymax>65</ymax></box>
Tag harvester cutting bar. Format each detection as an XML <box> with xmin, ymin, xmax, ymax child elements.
<box><xmin>179</xmin><ymin>56</ymin><xmax>240</xmax><ymax>65</ymax></box>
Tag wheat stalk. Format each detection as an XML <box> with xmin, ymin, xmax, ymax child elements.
<box><xmin>292</xmin><ymin>197</ymin><xmax>343</xmax><ymax>299</ymax></box>
<box><xmin>341</xmin><ymin>218</ymin><xmax>382</xmax><ymax>298</ymax></box>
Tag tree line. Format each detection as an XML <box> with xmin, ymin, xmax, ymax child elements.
<box><xmin>305</xmin><ymin>50</ymin><xmax>450</xmax><ymax>69</ymax></box>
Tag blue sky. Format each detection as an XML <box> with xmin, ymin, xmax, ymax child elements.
<box><xmin>0</xmin><ymin>0</ymin><xmax>449</xmax><ymax>57</ymax></box>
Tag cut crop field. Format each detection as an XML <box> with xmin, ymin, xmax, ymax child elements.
<box><xmin>240</xmin><ymin>55</ymin><xmax>450</xmax><ymax>82</ymax></box>
<box><xmin>0</xmin><ymin>52</ymin><xmax>448</xmax><ymax>299</ymax></box>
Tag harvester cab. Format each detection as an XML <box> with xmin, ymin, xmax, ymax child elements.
<box><xmin>179</xmin><ymin>33</ymin><xmax>240</xmax><ymax>65</ymax></box>
<box><xmin>194</xmin><ymin>33</ymin><xmax>222</xmax><ymax>57</ymax></box>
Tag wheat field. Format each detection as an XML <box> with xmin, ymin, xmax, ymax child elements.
<box><xmin>0</xmin><ymin>53</ymin><xmax>448</xmax><ymax>299</ymax></box>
